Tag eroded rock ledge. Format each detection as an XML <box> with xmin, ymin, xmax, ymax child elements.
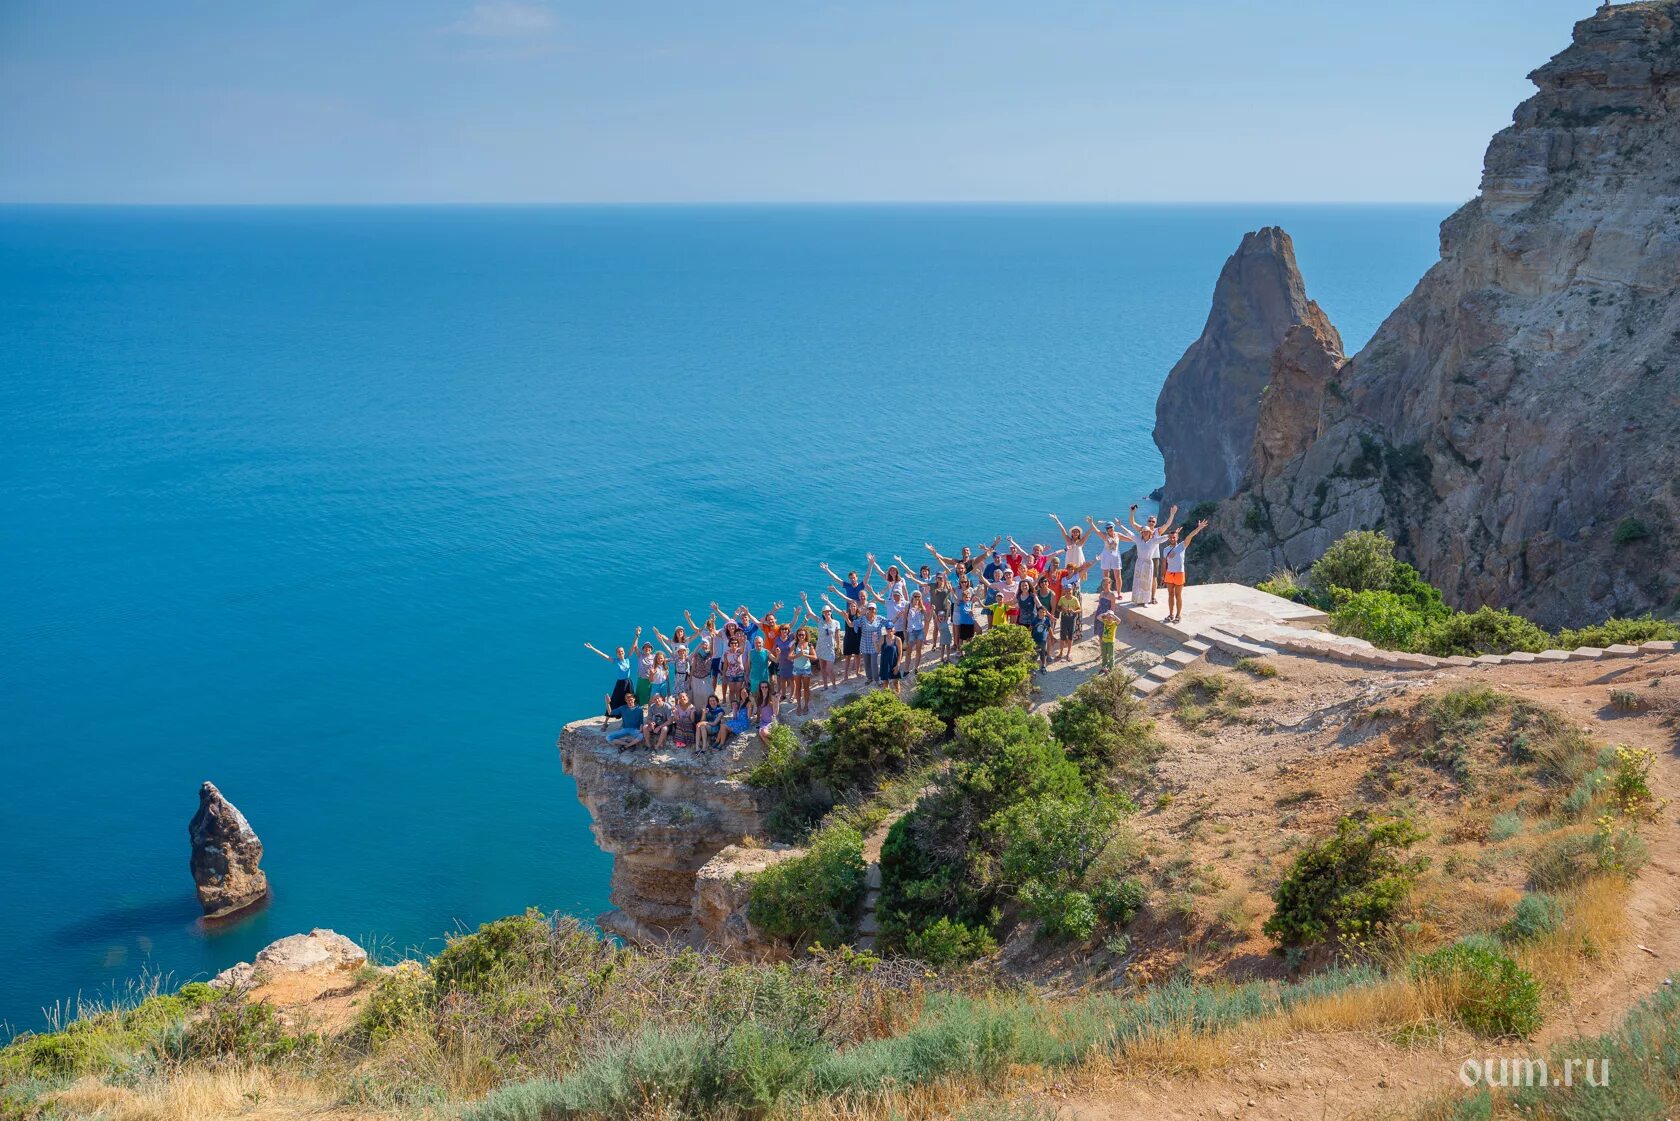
<box><xmin>558</xmin><ymin>719</ymin><xmax>770</xmax><ymax>946</ymax></box>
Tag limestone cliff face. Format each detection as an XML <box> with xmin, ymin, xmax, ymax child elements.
<box><xmin>692</xmin><ymin>843</ymin><xmax>799</xmax><ymax>961</ymax></box>
<box><xmin>1250</xmin><ymin>312</ymin><xmax>1344</xmax><ymax>484</ymax></box>
<box><xmin>1153</xmin><ymin>227</ymin><xmax>1328</xmax><ymax>504</ymax></box>
<box><xmin>559</xmin><ymin>721</ymin><xmax>767</xmax><ymax>944</ymax></box>
<box><xmin>1169</xmin><ymin>1</ymin><xmax>1680</xmax><ymax>626</ymax></box>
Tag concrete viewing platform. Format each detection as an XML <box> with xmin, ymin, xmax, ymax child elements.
<box><xmin>1119</xmin><ymin>582</ymin><xmax>1329</xmax><ymax>643</ymax></box>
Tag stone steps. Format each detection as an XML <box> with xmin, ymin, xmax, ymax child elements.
<box><xmin>1203</xmin><ymin>629</ymin><xmax>1278</xmax><ymax>659</ymax></box>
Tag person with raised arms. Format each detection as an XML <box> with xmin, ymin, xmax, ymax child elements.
<box><xmin>1048</xmin><ymin>514</ymin><xmax>1089</xmax><ymax>584</ymax></box>
<box><xmin>1086</xmin><ymin>516</ymin><xmax>1131</xmax><ymax>599</ymax></box>
<box><xmin>1159</xmin><ymin>519</ymin><xmax>1210</xmax><ymax>624</ymax></box>
<box><xmin>819</xmin><ymin>559</ymin><xmax>870</xmax><ymax>606</ymax></box>
<box><xmin>583</xmin><ymin>631</ymin><xmax>637</xmax><ymax>719</ymax></box>
<box><xmin>1127</xmin><ymin>502</ymin><xmax>1178</xmax><ymax>607</ymax></box>
<box><xmin>802</xmin><ymin>592</ymin><xmax>842</xmax><ymax>691</ymax></box>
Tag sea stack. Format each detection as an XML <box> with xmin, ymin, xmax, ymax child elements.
<box><xmin>189</xmin><ymin>781</ymin><xmax>270</xmax><ymax>919</ymax></box>
<box><xmin>1152</xmin><ymin>226</ymin><xmax>1331</xmax><ymax>506</ymax></box>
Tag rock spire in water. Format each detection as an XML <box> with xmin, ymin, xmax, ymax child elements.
<box><xmin>189</xmin><ymin>781</ymin><xmax>270</xmax><ymax>919</ymax></box>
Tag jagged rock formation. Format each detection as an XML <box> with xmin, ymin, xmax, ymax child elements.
<box><xmin>1249</xmin><ymin>313</ymin><xmax>1344</xmax><ymax>483</ymax></box>
<box><xmin>1153</xmin><ymin>227</ymin><xmax>1331</xmax><ymax>504</ymax></box>
<box><xmin>692</xmin><ymin>843</ymin><xmax>799</xmax><ymax>961</ymax></box>
<box><xmin>1160</xmin><ymin>1</ymin><xmax>1680</xmax><ymax>626</ymax></box>
<box><xmin>188</xmin><ymin>782</ymin><xmax>269</xmax><ymax>919</ymax></box>
<box><xmin>210</xmin><ymin>928</ymin><xmax>367</xmax><ymax>990</ymax></box>
<box><xmin>559</xmin><ymin>720</ymin><xmax>767</xmax><ymax>944</ymax></box>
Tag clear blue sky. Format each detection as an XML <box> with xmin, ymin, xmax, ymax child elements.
<box><xmin>0</xmin><ymin>0</ymin><xmax>1604</xmax><ymax>204</ymax></box>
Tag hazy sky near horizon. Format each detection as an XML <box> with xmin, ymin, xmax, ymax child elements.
<box><xmin>1</xmin><ymin>0</ymin><xmax>1606</xmax><ymax>204</ymax></box>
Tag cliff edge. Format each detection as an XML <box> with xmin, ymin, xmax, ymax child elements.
<box><xmin>1158</xmin><ymin>1</ymin><xmax>1680</xmax><ymax>626</ymax></box>
<box><xmin>558</xmin><ymin>720</ymin><xmax>767</xmax><ymax>944</ymax></box>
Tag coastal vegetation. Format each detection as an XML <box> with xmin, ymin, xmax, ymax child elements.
<box><xmin>5</xmin><ymin>648</ymin><xmax>1672</xmax><ymax>1120</ymax></box>
<box><xmin>1273</xmin><ymin>528</ymin><xmax>1679</xmax><ymax>657</ymax></box>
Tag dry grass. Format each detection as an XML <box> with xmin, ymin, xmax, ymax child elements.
<box><xmin>48</xmin><ymin>1067</ymin><xmax>369</xmax><ymax>1121</ymax></box>
<box><xmin>1511</xmin><ymin>873</ymin><xmax>1628</xmax><ymax>996</ymax></box>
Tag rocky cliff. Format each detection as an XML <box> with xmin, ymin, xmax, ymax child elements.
<box><xmin>558</xmin><ymin>721</ymin><xmax>768</xmax><ymax>945</ymax></box>
<box><xmin>1157</xmin><ymin>1</ymin><xmax>1680</xmax><ymax>626</ymax></box>
<box><xmin>1153</xmin><ymin>227</ymin><xmax>1330</xmax><ymax>504</ymax></box>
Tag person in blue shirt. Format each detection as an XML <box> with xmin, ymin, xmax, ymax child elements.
<box><xmin>952</xmin><ymin>576</ymin><xmax>978</xmax><ymax>649</ymax></box>
<box><xmin>854</xmin><ymin>601</ymin><xmax>891</xmax><ymax>682</ymax></box>
<box><xmin>820</xmin><ymin>559</ymin><xmax>871</xmax><ymax>606</ymax></box>
<box><xmin>604</xmin><ymin>698</ymin><xmax>646</xmax><ymax>751</ymax></box>
<box><xmin>585</xmin><ymin>627</ymin><xmax>641</xmax><ymax>717</ymax></box>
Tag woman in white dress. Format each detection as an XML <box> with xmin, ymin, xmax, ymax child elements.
<box><xmin>1128</xmin><ymin>503</ymin><xmax>1178</xmax><ymax>606</ymax></box>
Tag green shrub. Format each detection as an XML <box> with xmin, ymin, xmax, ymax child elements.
<box><xmin>1256</xmin><ymin>568</ymin><xmax>1308</xmax><ymax>603</ymax></box>
<box><xmin>1264</xmin><ymin>816</ymin><xmax>1428</xmax><ymax>948</ymax></box>
<box><xmin>1330</xmin><ymin>589</ymin><xmax>1430</xmax><ymax>649</ymax></box>
<box><xmin>745</xmin><ymin>723</ymin><xmax>806</xmax><ymax>791</ymax></box>
<box><xmin>1611</xmin><ymin>516</ymin><xmax>1651</xmax><ymax>545</ymax></box>
<box><xmin>1091</xmin><ymin>876</ymin><xmax>1148</xmax><ymax>925</ymax></box>
<box><xmin>877</xmin><ymin>809</ymin><xmax>976</xmax><ymax>946</ymax></box>
<box><xmin>949</xmin><ymin>707</ymin><xmax>1085</xmax><ymax>815</ymax></box>
<box><xmin>1018</xmin><ymin>883</ymin><xmax>1100</xmax><ymax>940</ymax></box>
<box><xmin>0</xmin><ymin>982</ymin><xmax>222</xmax><ymax>1081</ymax></box>
<box><xmin>430</xmin><ymin>910</ymin><xmax>554</xmax><ymax>996</ymax></box>
<box><xmin>806</xmin><ymin>691</ymin><xmax>942</xmax><ymax>790</ymax></box>
<box><xmin>1412</xmin><ymin>606</ymin><xmax>1550</xmax><ymax>658</ymax></box>
<box><xmin>1555</xmin><ymin>615</ymin><xmax>1680</xmax><ymax>650</ymax></box>
<box><xmin>903</xmin><ymin>917</ymin><xmax>997</xmax><ymax>968</ymax></box>
<box><xmin>995</xmin><ymin>788</ymin><xmax>1125</xmax><ymax>940</ymax></box>
<box><xmin>1047</xmin><ymin>670</ymin><xmax>1161</xmax><ymax>786</ymax></box>
<box><xmin>1500</xmin><ymin>893</ymin><xmax>1563</xmax><ymax>943</ymax></box>
<box><xmin>1388</xmin><ymin>561</ymin><xmax>1451</xmax><ymax>619</ymax></box>
<box><xmin>747</xmin><ymin>825</ymin><xmax>866</xmax><ymax>948</ymax></box>
<box><xmin>912</xmin><ymin>626</ymin><xmax>1036</xmax><ymax>722</ymax></box>
<box><xmin>354</xmin><ymin>964</ymin><xmax>437</xmax><ymax>1047</ymax></box>
<box><xmin>1310</xmin><ymin>530</ymin><xmax>1397</xmax><ymax>596</ymax></box>
<box><xmin>1412</xmin><ymin>942</ymin><xmax>1542</xmax><ymax>1037</ymax></box>
<box><xmin>881</xmin><ymin>703</ymin><xmax>1124</xmax><ymax>952</ymax></box>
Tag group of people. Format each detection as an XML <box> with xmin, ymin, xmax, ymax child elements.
<box><xmin>585</xmin><ymin>505</ymin><xmax>1211</xmax><ymax>752</ymax></box>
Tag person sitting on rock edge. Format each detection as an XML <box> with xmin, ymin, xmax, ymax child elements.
<box><xmin>604</xmin><ymin>695</ymin><xmax>646</xmax><ymax>750</ymax></box>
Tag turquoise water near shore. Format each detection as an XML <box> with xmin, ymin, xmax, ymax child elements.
<box><xmin>0</xmin><ymin>204</ymin><xmax>1446</xmax><ymax>1029</ymax></box>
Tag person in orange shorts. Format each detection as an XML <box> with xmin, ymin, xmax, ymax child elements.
<box><xmin>1159</xmin><ymin>519</ymin><xmax>1210</xmax><ymax>624</ymax></box>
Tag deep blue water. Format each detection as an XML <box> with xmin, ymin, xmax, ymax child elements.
<box><xmin>0</xmin><ymin>204</ymin><xmax>1447</xmax><ymax>1030</ymax></box>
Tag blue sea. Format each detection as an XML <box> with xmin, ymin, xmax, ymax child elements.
<box><xmin>0</xmin><ymin>204</ymin><xmax>1446</xmax><ymax>1030</ymax></box>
